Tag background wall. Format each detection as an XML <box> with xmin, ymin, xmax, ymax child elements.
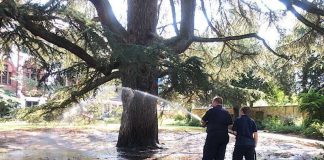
<box><xmin>192</xmin><ymin>105</ymin><xmax>305</xmax><ymax>121</ymax></box>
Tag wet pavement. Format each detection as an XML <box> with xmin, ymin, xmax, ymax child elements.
<box><xmin>0</xmin><ymin>128</ymin><xmax>323</xmax><ymax>160</ymax></box>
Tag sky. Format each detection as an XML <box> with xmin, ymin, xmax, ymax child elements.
<box><xmin>108</xmin><ymin>0</ymin><xmax>298</xmax><ymax>48</ymax></box>
<box><xmin>27</xmin><ymin>0</ymin><xmax>298</xmax><ymax>48</ymax></box>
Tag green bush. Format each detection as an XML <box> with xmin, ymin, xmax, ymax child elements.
<box><xmin>273</xmin><ymin>125</ymin><xmax>303</xmax><ymax>134</ymax></box>
<box><xmin>174</xmin><ymin>114</ymin><xmax>186</xmax><ymax>121</ymax></box>
<box><xmin>262</xmin><ymin>116</ymin><xmax>303</xmax><ymax>134</ymax></box>
<box><xmin>188</xmin><ymin>118</ymin><xmax>201</xmax><ymax>127</ymax></box>
<box><xmin>171</xmin><ymin>113</ymin><xmax>201</xmax><ymax>127</ymax></box>
<box><xmin>262</xmin><ymin>116</ymin><xmax>323</xmax><ymax>139</ymax></box>
<box><xmin>262</xmin><ymin>116</ymin><xmax>281</xmax><ymax>130</ymax></box>
<box><xmin>0</xmin><ymin>101</ymin><xmax>11</xmax><ymax>117</ymax></box>
<box><xmin>303</xmin><ymin>122</ymin><xmax>324</xmax><ymax>140</ymax></box>
<box><xmin>13</xmin><ymin>108</ymin><xmax>44</xmax><ymax>123</ymax></box>
<box><xmin>13</xmin><ymin>108</ymin><xmax>63</xmax><ymax>123</ymax></box>
<box><xmin>299</xmin><ymin>89</ymin><xmax>324</xmax><ymax>125</ymax></box>
<box><xmin>255</xmin><ymin>120</ymin><xmax>266</xmax><ymax>130</ymax></box>
<box><xmin>283</xmin><ymin>117</ymin><xmax>295</xmax><ymax>126</ymax></box>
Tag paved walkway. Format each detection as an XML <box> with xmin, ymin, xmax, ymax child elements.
<box><xmin>0</xmin><ymin>129</ymin><xmax>323</xmax><ymax>160</ymax></box>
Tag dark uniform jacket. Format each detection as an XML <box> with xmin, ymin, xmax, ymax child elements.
<box><xmin>232</xmin><ymin>115</ymin><xmax>257</xmax><ymax>146</ymax></box>
<box><xmin>202</xmin><ymin>105</ymin><xmax>233</xmax><ymax>134</ymax></box>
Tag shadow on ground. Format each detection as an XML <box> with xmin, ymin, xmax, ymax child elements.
<box><xmin>0</xmin><ymin>128</ymin><xmax>323</xmax><ymax>160</ymax></box>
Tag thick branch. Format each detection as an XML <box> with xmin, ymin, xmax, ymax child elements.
<box><xmin>165</xmin><ymin>0</ymin><xmax>196</xmax><ymax>53</ymax></box>
<box><xmin>19</xmin><ymin>17</ymin><xmax>101</xmax><ymax>69</ymax></box>
<box><xmin>288</xmin><ymin>0</ymin><xmax>324</xmax><ymax>16</ymax></box>
<box><xmin>48</xmin><ymin>71</ymin><xmax>120</xmax><ymax>112</ymax></box>
<box><xmin>179</xmin><ymin>0</ymin><xmax>195</xmax><ymax>38</ymax></box>
<box><xmin>89</xmin><ymin>0</ymin><xmax>127</xmax><ymax>39</ymax></box>
<box><xmin>193</xmin><ymin>33</ymin><xmax>291</xmax><ymax>59</ymax></box>
<box><xmin>279</xmin><ymin>0</ymin><xmax>324</xmax><ymax>35</ymax></box>
<box><xmin>193</xmin><ymin>33</ymin><xmax>259</xmax><ymax>42</ymax></box>
<box><xmin>169</xmin><ymin>0</ymin><xmax>179</xmax><ymax>35</ymax></box>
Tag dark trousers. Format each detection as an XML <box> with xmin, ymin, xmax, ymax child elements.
<box><xmin>202</xmin><ymin>132</ymin><xmax>229</xmax><ymax>160</ymax></box>
<box><xmin>232</xmin><ymin>145</ymin><xmax>255</xmax><ymax>160</ymax></box>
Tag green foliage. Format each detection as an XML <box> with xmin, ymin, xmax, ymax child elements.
<box><xmin>230</xmin><ymin>70</ymin><xmax>271</xmax><ymax>106</ymax></box>
<box><xmin>262</xmin><ymin>117</ymin><xmax>303</xmax><ymax>134</ymax></box>
<box><xmin>300</xmin><ymin>55</ymin><xmax>324</xmax><ymax>92</ymax></box>
<box><xmin>299</xmin><ymin>89</ymin><xmax>324</xmax><ymax>125</ymax></box>
<box><xmin>174</xmin><ymin>114</ymin><xmax>185</xmax><ymax>121</ymax></box>
<box><xmin>0</xmin><ymin>89</ymin><xmax>19</xmax><ymax>118</ymax></box>
<box><xmin>187</xmin><ymin>118</ymin><xmax>201</xmax><ymax>127</ymax></box>
<box><xmin>265</xmin><ymin>83</ymin><xmax>294</xmax><ymax>106</ymax></box>
<box><xmin>254</xmin><ymin>120</ymin><xmax>265</xmax><ymax>130</ymax></box>
<box><xmin>231</xmin><ymin>70</ymin><xmax>270</xmax><ymax>92</ymax></box>
<box><xmin>13</xmin><ymin>107</ymin><xmax>64</xmax><ymax>123</ymax></box>
<box><xmin>0</xmin><ymin>101</ymin><xmax>11</xmax><ymax>117</ymax></box>
<box><xmin>169</xmin><ymin>56</ymin><xmax>212</xmax><ymax>96</ymax></box>
<box><xmin>261</xmin><ymin>116</ymin><xmax>323</xmax><ymax>140</ymax></box>
<box><xmin>172</xmin><ymin>113</ymin><xmax>201</xmax><ymax>127</ymax></box>
<box><xmin>302</xmin><ymin>122</ymin><xmax>324</xmax><ymax>140</ymax></box>
<box><xmin>14</xmin><ymin>108</ymin><xmax>45</xmax><ymax>123</ymax></box>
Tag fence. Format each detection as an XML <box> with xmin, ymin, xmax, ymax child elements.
<box><xmin>192</xmin><ymin>105</ymin><xmax>305</xmax><ymax>121</ymax></box>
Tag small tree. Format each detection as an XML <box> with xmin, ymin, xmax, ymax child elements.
<box><xmin>0</xmin><ymin>89</ymin><xmax>19</xmax><ymax>118</ymax></box>
<box><xmin>299</xmin><ymin>88</ymin><xmax>324</xmax><ymax>126</ymax></box>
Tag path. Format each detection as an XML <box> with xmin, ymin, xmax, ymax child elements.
<box><xmin>0</xmin><ymin>129</ymin><xmax>323</xmax><ymax>160</ymax></box>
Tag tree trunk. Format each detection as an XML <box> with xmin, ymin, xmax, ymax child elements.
<box><xmin>115</xmin><ymin>0</ymin><xmax>160</xmax><ymax>148</ymax></box>
<box><xmin>117</xmin><ymin>63</ymin><xmax>159</xmax><ymax>148</ymax></box>
<box><xmin>232</xmin><ymin>102</ymin><xmax>241</xmax><ymax>118</ymax></box>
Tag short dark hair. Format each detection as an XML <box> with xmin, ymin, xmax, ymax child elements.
<box><xmin>213</xmin><ymin>96</ymin><xmax>223</xmax><ymax>104</ymax></box>
<box><xmin>240</xmin><ymin>106</ymin><xmax>251</xmax><ymax>116</ymax></box>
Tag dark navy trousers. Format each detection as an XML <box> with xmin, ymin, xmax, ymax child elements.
<box><xmin>232</xmin><ymin>145</ymin><xmax>255</xmax><ymax>160</ymax></box>
<box><xmin>202</xmin><ymin>132</ymin><xmax>229</xmax><ymax>160</ymax></box>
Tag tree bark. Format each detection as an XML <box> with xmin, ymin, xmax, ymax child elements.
<box><xmin>115</xmin><ymin>0</ymin><xmax>160</xmax><ymax>148</ymax></box>
<box><xmin>127</xmin><ymin>0</ymin><xmax>158</xmax><ymax>44</ymax></box>
<box><xmin>232</xmin><ymin>102</ymin><xmax>241</xmax><ymax>118</ymax></box>
<box><xmin>117</xmin><ymin>63</ymin><xmax>159</xmax><ymax>148</ymax></box>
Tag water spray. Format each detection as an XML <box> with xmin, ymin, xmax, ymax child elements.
<box><xmin>119</xmin><ymin>87</ymin><xmax>202</xmax><ymax>121</ymax></box>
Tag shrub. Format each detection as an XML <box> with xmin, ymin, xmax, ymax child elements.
<box><xmin>303</xmin><ymin>122</ymin><xmax>324</xmax><ymax>140</ymax></box>
<box><xmin>262</xmin><ymin>116</ymin><xmax>281</xmax><ymax>130</ymax></box>
<box><xmin>188</xmin><ymin>118</ymin><xmax>201</xmax><ymax>127</ymax></box>
<box><xmin>255</xmin><ymin>120</ymin><xmax>265</xmax><ymax>130</ymax></box>
<box><xmin>174</xmin><ymin>114</ymin><xmax>185</xmax><ymax>121</ymax></box>
<box><xmin>299</xmin><ymin>89</ymin><xmax>324</xmax><ymax>125</ymax></box>
<box><xmin>262</xmin><ymin>116</ymin><xmax>303</xmax><ymax>134</ymax></box>
<box><xmin>13</xmin><ymin>108</ymin><xmax>44</xmax><ymax>123</ymax></box>
<box><xmin>283</xmin><ymin>117</ymin><xmax>295</xmax><ymax>126</ymax></box>
<box><xmin>0</xmin><ymin>101</ymin><xmax>11</xmax><ymax>117</ymax></box>
<box><xmin>13</xmin><ymin>108</ymin><xmax>63</xmax><ymax>123</ymax></box>
<box><xmin>273</xmin><ymin>125</ymin><xmax>303</xmax><ymax>134</ymax></box>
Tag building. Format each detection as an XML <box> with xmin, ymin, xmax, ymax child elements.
<box><xmin>0</xmin><ymin>49</ymin><xmax>47</xmax><ymax>108</ymax></box>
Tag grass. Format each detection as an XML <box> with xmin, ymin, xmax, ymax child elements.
<box><xmin>0</xmin><ymin>121</ymin><xmax>121</xmax><ymax>131</ymax></box>
<box><xmin>159</xmin><ymin>124</ymin><xmax>204</xmax><ymax>132</ymax></box>
<box><xmin>0</xmin><ymin>120</ymin><xmax>204</xmax><ymax>132</ymax></box>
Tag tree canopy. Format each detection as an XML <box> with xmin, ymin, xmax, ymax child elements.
<box><xmin>0</xmin><ymin>0</ymin><xmax>323</xmax><ymax>147</ymax></box>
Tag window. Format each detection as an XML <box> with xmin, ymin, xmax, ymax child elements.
<box><xmin>24</xmin><ymin>68</ymin><xmax>38</xmax><ymax>80</ymax></box>
<box><xmin>31</xmin><ymin>68</ymin><xmax>37</xmax><ymax>80</ymax></box>
<box><xmin>25</xmin><ymin>101</ymin><xmax>39</xmax><ymax>107</ymax></box>
<box><xmin>0</xmin><ymin>65</ymin><xmax>11</xmax><ymax>85</ymax></box>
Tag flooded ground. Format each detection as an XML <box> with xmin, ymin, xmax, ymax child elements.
<box><xmin>0</xmin><ymin>127</ymin><xmax>323</xmax><ymax>160</ymax></box>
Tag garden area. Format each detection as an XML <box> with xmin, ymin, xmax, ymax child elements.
<box><xmin>0</xmin><ymin>87</ymin><xmax>323</xmax><ymax>159</ymax></box>
<box><xmin>0</xmin><ymin>0</ymin><xmax>324</xmax><ymax>159</ymax></box>
<box><xmin>0</xmin><ymin>119</ymin><xmax>323</xmax><ymax>159</ymax></box>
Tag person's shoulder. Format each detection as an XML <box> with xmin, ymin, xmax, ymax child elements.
<box><xmin>247</xmin><ymin>116</ymin><xmax>255</xmax><ymax>121</ymax></box>
<box><xmin>249</xmin><ymin>117</ymin><xmax>257</xmax><ymax>123</ymax></box>
<box><xmin>235</xmin><ymin>117</ymin><xmax>242</xmax><ymax>121</ymax></box>
<box><xmin>221</xmin><ymin>108</ymin><xmax>230</xmax><ymax>113</ymax></box>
